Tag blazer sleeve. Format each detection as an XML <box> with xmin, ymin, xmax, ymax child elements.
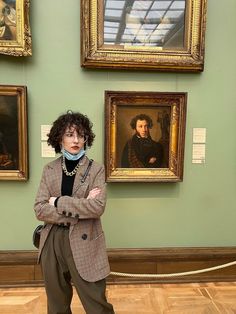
<box><xmin>56</xmin><ymin>164</ymin><xmax>107</xmax><ymax>219</ymax></box>
<box><xmin>34</xmin><ymin>165</ymin><xmax>78</xmax><ymax>225</ymax></box>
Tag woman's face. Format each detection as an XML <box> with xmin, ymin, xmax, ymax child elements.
<box><xmin>61</xmin><ymin>125</ymin><xmax>86</xmax><ymax>155</ymax></box>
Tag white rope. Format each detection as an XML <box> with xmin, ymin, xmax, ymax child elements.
<box><xmin>110</xmin><ymin>260</ymin><xmax>236</xmax><ymax>278</ymax></box>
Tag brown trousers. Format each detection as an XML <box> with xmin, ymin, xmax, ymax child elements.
<box><xmin>40</xmin><ymin>225</ymin><xmax>114</xmax><ymax>314</ymax></box>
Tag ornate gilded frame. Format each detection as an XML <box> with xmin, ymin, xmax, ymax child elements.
<box><xmin>81</xmin><ymin>0</ymin><xmax>207</xmax><ymax>72</ymax></box>
<box><xmin>105</xmin><ymin>91</ymin><xmax>187</xmax><ymax>182</ymax></box>
<box><xmin>0</xmin><ymin>85</ymin><xmax>28</xmax><ymax>180</ymax></box>
<box><xmin>0</xmin><ymin>0</ymin><xmax>32</xmax><ymax>56</ymax></box>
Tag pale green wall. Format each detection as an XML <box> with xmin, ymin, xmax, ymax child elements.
<box><xmin>0</xmin><ymin>0</ymin><xmax>236</xmax><ymax>250</ymax></box>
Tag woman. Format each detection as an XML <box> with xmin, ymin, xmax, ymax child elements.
<box><xmin>34</xmin><ymin>111</ymin><xmax>114</xmax><ymax>314</ymax></box>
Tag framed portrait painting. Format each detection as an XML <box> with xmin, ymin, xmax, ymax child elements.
<box><xmin>0</xmin><ymin>85</ymin><xmax>28</xmax><ymax>180</ymax></box>
<box><xmin>81</xmin><ymin>0</ymin><xmax>207</xmax><ymax>72</ymax></box>
<box><xmin>0</xmin><ymin>0</ymin><xmax>32</xmax><ymax>56</ymax></box>
<box><xmin>105</xmin><ymin>91</ymin><xmax>187</xmax><ymax>182</ymax></box>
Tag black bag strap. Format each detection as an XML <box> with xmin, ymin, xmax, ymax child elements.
<box><xmin>81</xmin><ymin>159</ymin><xmax>93</xmax><ymax>183</ymax></box>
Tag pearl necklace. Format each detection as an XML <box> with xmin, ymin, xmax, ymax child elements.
<box><xmin>62</xmin><ymin>155</ymin><xmax>80</xmax><ymax>176</ymax></box>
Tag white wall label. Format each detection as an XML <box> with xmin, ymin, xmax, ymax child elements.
<box><xmin>192</xmin><ymin>128</ymin><xmax>206</xmax><ymax>164</ymax></box>
<box><xmin>41</xmin><ymin>125</ymin><xmax>52</xmax><ymax>141</ymax></box>
<box><xmin>193</xmin><ymin>128</ymin><xmax>206</xmax><ymax>143</ymax></box>
<box><xmin>41</xmin><ymin>142</ymin><xmax>55</xmax><ymax>158</ymax></box>
<box><xmin>192</xmin><ymin>144</ymin><xmax>205</xmax><ymax>164</ymax></box>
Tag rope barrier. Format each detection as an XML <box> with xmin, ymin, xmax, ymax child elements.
<box><xmin>110</xmin><ymin>260</ymin><xmax>236</xmax><ymax>278</ymax></box>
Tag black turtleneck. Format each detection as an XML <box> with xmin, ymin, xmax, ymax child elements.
<box><xmin>54</xmin><ymin>156</ymin><xmax>84</xmax><ymax>208</ymax></box>
<box><xmin>61</xmin><ymin>158</ymin><xmax>80</xmax><ymax>196</ymax></box>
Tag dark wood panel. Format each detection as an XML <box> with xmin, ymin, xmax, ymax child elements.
<box><xmin>110</xmin><ymin>261</ymin><xmax>157</xmax><ymax>274</ymax></box>
<box><xmin>34</xmin><ymin>264</ymin><xmax>43</xmax><ymax>281</ymax></box>
<box><xmin>0</xmin><ymin>265</ymin><xmax>34</xmax><ymax>282</ymax></box>
<box><xmin>0</xmin><ymin>247</ymin><xmax>236</xmax><ymax>286</ymax></box>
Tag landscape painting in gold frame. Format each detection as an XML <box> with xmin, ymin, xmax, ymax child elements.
<box><xmin>0</xmin><ymin>85</ymin><xmax>28</xmax><ymax>180</ymax></box>
<box><xmin>105</xmin><ymin>91</ymin><xmax>187</xmax><ymax>182</ymax></box>
<box><xmin>0</xmin><ymin>0</ymin><xmax>32</xmax><ymax>56</ymax></box>
<box><xmin>81</xmin><ymin>0</ymin><xmax>207</xmax><ymax>72</ymax></box>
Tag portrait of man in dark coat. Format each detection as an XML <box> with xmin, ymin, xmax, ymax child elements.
<box><xmin>121</xmin><ymin>114</ymin><xmax>164</xmax><ymax>168</ymax></box>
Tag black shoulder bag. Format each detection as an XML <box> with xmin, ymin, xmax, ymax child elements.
<box><xmin>32</xmin><ymin>159</ymin><xmax>93</xmax><ymax>249</ymax></box>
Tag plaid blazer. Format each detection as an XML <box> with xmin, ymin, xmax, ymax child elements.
<box><xmin>34</xmin><ymin>155</ymin><xmax>110</xmax><ymax>282</ymax></box>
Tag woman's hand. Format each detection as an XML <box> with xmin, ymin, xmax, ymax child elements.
<box><xmin>49</xmin><ymin>197</ymin><xmax>57</xmax><ymax>206</ymax></box>
<box><xmin>87</xmin><ymin>187</ymin><xmax>101</xmax><ymax>199</ymax></box>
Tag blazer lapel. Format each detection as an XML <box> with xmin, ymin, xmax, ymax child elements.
<box><xmin>72</xmin><ymin>155</ymin><xmax>89</xmax><ymax>195</ymax></box>
<box><xmin>48</xmin><ymin>157</ymin><xmax>63</xmax><ymax>196</ymax></box>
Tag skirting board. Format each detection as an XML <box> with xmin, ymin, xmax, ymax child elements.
<box><xmin>0</xmin><ymin>247</ymin><xmax>236</xmax><ymax>287</ymax></box>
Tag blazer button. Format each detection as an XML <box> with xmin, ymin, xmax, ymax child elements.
<box><xmin>62</xmin><ymin>210</ymin><xmax>66</xmax><ymax>215</ymax></box>
<box><xmin>82</xmin><ymin>234</ymin><xmax>87</xmax><ymax>240</ymax></box>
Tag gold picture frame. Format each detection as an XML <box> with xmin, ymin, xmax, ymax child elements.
<box><xmin>0</xmin><ymin>85</ymin><xmax>28</xmax><ymax>180</ymax></box>
<box><xmin>0</xmin><ymin>0</ymin><xmax>32</xmax><ymax>56</ymax></box>
<box><xmin>81</xmin><ymin>0</ymin><xmax>207</xmax><ymax>72</ymax></box>
<box><xmin>105</xmin><ymin>91</ymin><xmax>187</xmax><ymax>182</ymax></box>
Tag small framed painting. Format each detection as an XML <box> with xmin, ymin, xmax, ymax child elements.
<box><xmin>0</xmin><ymin>85</ymin><xmax>28</xmax><ymax>180</ymax></box>
<box><xmin>105</xmin><ymin>91</ymin><xmax>187</xmax><ymax>182</ymax></box>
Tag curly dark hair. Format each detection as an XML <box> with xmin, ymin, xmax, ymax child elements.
<box><xmin>130</xmin><ymin>114</ymin><xmax>153</xmax><ymax>130</ymax></box>
<box><xmin>47</xmin><ymin>111</ymin><xmax>95</xmax><ymax>153</ymax></box>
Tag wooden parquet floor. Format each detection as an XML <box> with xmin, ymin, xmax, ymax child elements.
<box><xmin>0</xmin><ymin>282</ymin><xmax>236</xmax><ymax>314</ymax></box>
